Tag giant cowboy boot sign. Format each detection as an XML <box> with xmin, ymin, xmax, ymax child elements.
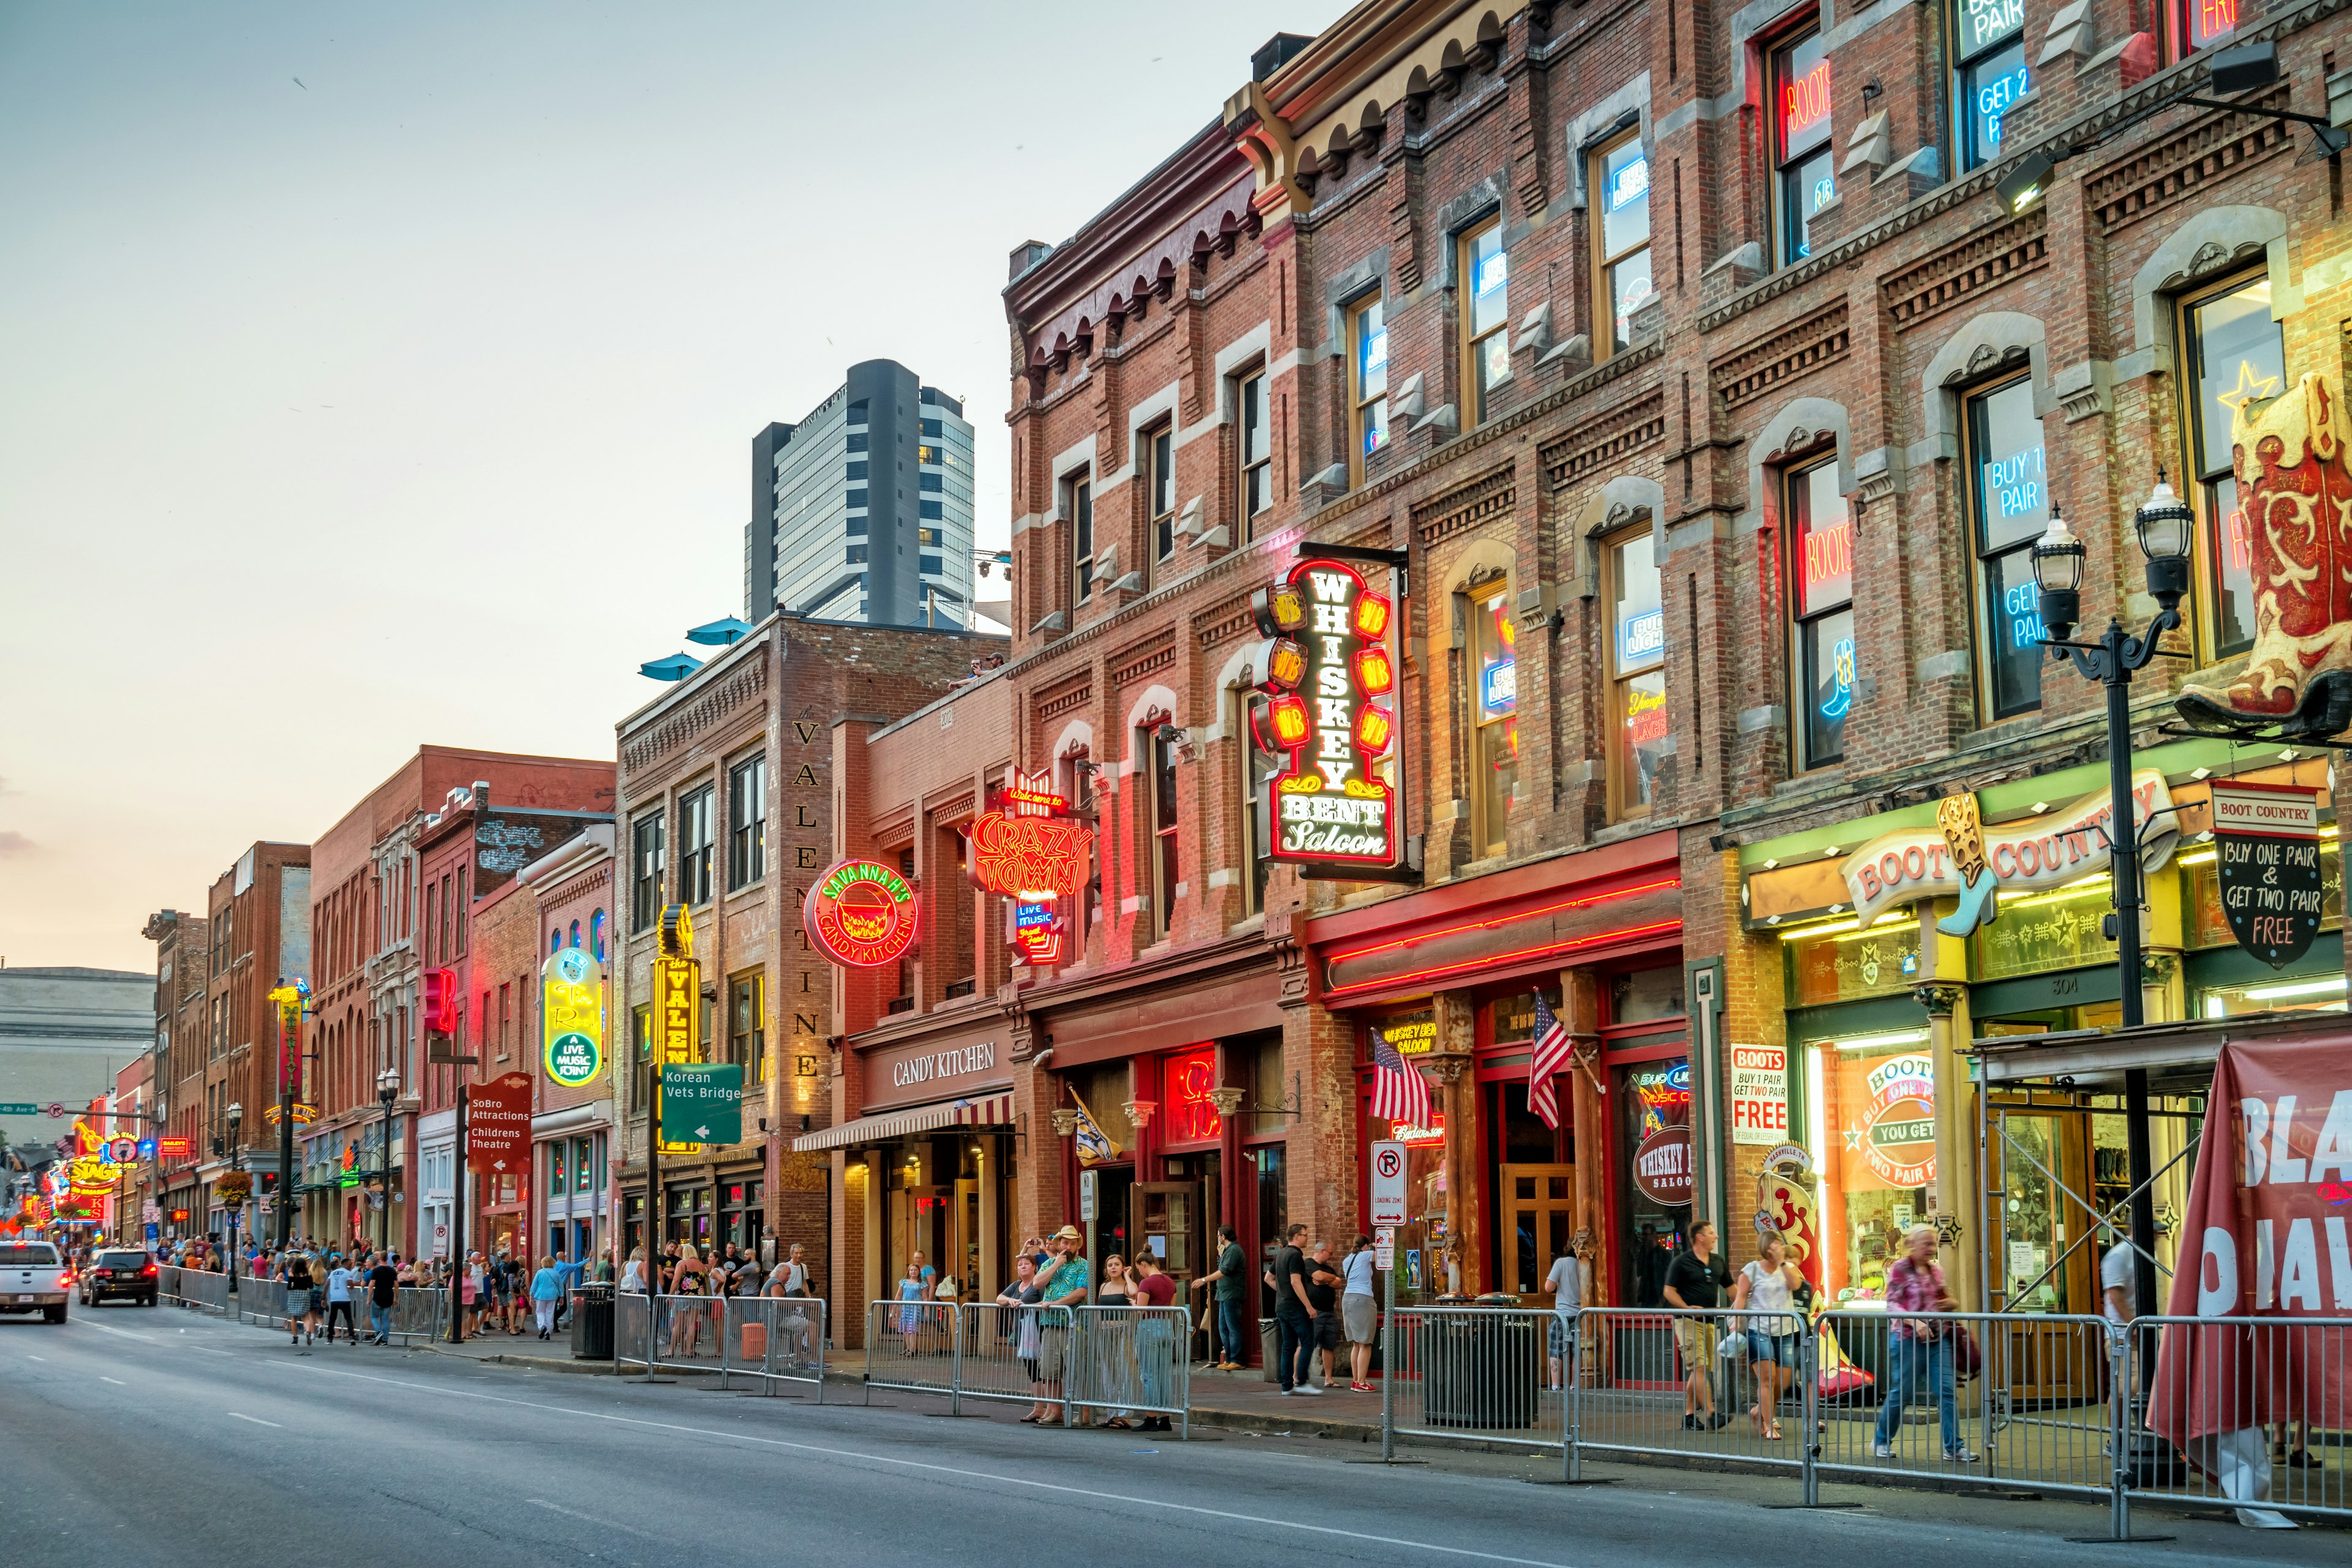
<box><xmin>2177</xmin><ymin>370</ymin><xmax>2352</xmax><ymax>738</ymax></box>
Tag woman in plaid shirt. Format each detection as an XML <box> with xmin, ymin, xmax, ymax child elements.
<box><xmin>1872</xmin><ymin>1226</ymin><xmax>1977</xmax><ymax>1464</ymax></box>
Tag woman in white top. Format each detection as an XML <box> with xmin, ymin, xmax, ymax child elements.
<box><xmin>1340</xmin><ymin>1235</ymin><xmax>1379</xmax><ymax>1392</ymax></box>
<box><xmin>1730</xmin><ymin>1229</ymin><xmax>1803</xmax><ymax>1439</ymax></box>
<box><xmin>619</xmin><ymin>1246</ymin><xmax>647</xmax><ymax>1294</ymax></box>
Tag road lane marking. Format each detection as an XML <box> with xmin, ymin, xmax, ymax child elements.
<box><xmin>527</xmin><ymin>1498</ymin><xmax>650</xmax><ymax>1537</ymax></box>
<box><xmin>227</xmin><ymin>1412</ymin><xmax>282</xmax><ymax>1427</ymax></box>
<box><xmin>282</xmin><ymin>1363</ymin><xmax>1572</xmax><ymax>1568</ymax></box>
<box><xmin>68</xmin><ymin>1318</ymin><xmax>154</xmax><ymax>1341</ymax></box>
<box><xmin>99</xmin><ymin>1376</ymin><xmax>126</xmax><ymax>1385</ymax></box>
<box><xmin>25</xmin><ymin>1355</ymin><xmax>44</xmax><ymax>1362</ymax></box>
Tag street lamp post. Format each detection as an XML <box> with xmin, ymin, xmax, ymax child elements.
<box><xmin>377</xmin><ymin>1067</ymin><xmax>401</xmax><ymax>1256</ymax></box>
<box><xmin>2030</xmin><ymin>480</ymin><xmax>2195</xmax><ymax>1332</ymax></box>
<box><xmin>224</xmin><ymin>1102</ymin><xmax>244</xmax><ymax>1296</ymax></box>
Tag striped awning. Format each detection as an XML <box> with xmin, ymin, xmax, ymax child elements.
<box><xmin>791</xmin><ymin>1090</ymin><xmax>1015</xmax><ymax>1152</ymax></box>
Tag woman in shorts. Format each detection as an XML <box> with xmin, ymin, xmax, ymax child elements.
<box><xmin>1732</xmin><ymin>1229</ymin><xmax>1804</xmax><ymax>1439</ymax></box>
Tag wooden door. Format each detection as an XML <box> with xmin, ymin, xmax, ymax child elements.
<box><xmin>1133</xmin><ymin>1182</ymin><xmax>1197</xmax><ymax>1287</ymax></box>
<box><xmin>1498</xmin><ymin>1163</ymin><xmax>1580</xmax><ymax>1306</ymax></box>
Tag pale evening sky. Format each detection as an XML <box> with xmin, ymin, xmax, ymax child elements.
<box><xmin>0</xmin><ymin>3</ymin><xmax>1346</xmax><ymax>973</ymax></box>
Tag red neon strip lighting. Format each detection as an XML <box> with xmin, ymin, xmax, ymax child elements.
<box><xmin>1319</xmin><ymin>874</ymin><xmax>1682</xmax><ymax>995</ymax></box>
<box><xmin>1325</xmin><ymin>914</ymin><xmax>1685</xmax><ymax>998</ymax></box>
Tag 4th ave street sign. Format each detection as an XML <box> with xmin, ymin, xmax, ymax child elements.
<box><xmin>0</xmin><ymin>1102</ymin><xmax>37</xmax><ymax>1116</ymax></box>
<box><xmin>660</xmin><ymin>1063</ymin><xmax>742</xmax><ymax>1146</ymax></box>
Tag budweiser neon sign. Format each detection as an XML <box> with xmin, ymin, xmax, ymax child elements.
<box><xmin>1251</xmin><ymin>556</ymin><xmax>1402</xmax><ymax>877</ymax></box>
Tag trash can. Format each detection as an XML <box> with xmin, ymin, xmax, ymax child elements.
<box><xmin>571</xmin><ymin>1283</ymin><xmax>614</xmax><ymax>1360</ymax></box>
<box><xmin>1259</xmin><ymin>1317</ymin><xmax>1280</xmax><ymax>1383</ymax></box>
<box><xmin>1417</xmin><ymin>1298</ymin><xmax>1540</xmax><ymax>1429</ymax></box>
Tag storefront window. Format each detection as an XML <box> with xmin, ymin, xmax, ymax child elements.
<box><xmin>1966</xmin><ymin>375</ymin><xmax>2049</xmax><ymax>720</ymax></box>
<box><xmin>1971</xmin><ymin>875</ymin><xmax>2115</xmax><ymax>981</ymax></box>
<box><xmin>1607</xmin><ymin>528</ymin><xmax>1667</xmax><ymax>820</ymax></box>
<box><xmin>2179</xmin><ymin>274</ymin><xmax>2285</xmax><ymax>657</ymax></box>
<box><xmin>1608</xmin><ymin>966</ymin><xmax>1684</xmax><ymax>1027</ymax></box>
<box><xmin>1240</xmin><ymin>689</ymin><xmax>1281</xmax><ymax>915</ymax></box>
<box><xmin>1460</xmin><ymin>216</ymin><xmax>1509</xmax><ymax>426</ymax></box>
<box><xmin>1788</xmin><ymin>455</ymin><xmax>1854</xmax><ymax>768</ymax></box>
<box><xmin>1784</xmin><ymin>916</ymin><xmax>1921</xmax><ymax>1006</ymax></box>
<box><xmin>1618</xmin><ymin>1058</ymin><xmax>1691</xmax><ymax>1306</ymax></box>
<box><xmin>548</xmin><ymin>1142</ymin><xmax>567</xmax><ymax>1200</ymax></box>
<box><xmin>1247</xmin><ymin>1035</ymin><xmax>1289</xmax><ymax>1137</ymax></box>
<box><xmin>1805</xmin><ymin>1034</ymin><xmax>1934</xmax><ymax>1305</ymax></box>
<box><xmin>1771</xmin><ymin>26</ymin><xmax>1834</xmax><ymax>266</ymax></box>
<box><xmin>1469</xmin><ymin>586</ymin><xmax>1518</xmax><ymax>856</ymax></box>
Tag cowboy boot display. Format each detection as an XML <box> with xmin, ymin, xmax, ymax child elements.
<box><xmin>2177</xmin><ymin>371</ymin><xmax>2352</xmax><ymax>737</ymax></box>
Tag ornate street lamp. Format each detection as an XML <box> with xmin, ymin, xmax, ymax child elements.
<box><xmin>2032</xmin><ymin>478</ymin><xmax>2195</xmax><ymax>1363</ymax></box>
<box><xmin>377</xmin><ymin>1066</ymin><xmax>402</xmax><ymax>1254</ymax></box>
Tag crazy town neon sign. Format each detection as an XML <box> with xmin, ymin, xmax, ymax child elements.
<box><xmin>968</xmin><ymin>769</ymin><xmax>1090</xmax><ymax>967</ymax></box>
<box><xmin>1253</xmin><ymin>557</ymin><xmax>1402</xmax><ymax>876</ymax></box>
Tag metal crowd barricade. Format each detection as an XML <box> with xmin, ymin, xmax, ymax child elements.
<box><xmin>1387</xmin><ymin>1303</ymin><xmax>1564</xmax><ymax>1453</ymax></box>
<box><xmin>1569</xmin><ymin>1306</ymin><xmax>1809</xmax><ymax>1481</ymax></box>
<box><xmin>643</xmin><ymin>1292</ymin><xmax>727</xmax><ymax>1375</ymax></box>
<box><xmin>1811</xmin><ymin>1308</ymin><xmax>2114</xmax><ymax>1505</ymax></box>
<box><xmin>2126</xmin><ymin>1314</ymin><xmax>2352</xmax><ymax>1527</ymax></box>
<box><xmin>957</xmin><ymin>1300</ymin><xmax>1072</xmax><ymax>1421</ymax></box>
<box><xmin>1070</xmin><ymin>1304</ymin><xmax>1189</xmax><ymax>1435</ymax></box>
<box><xmin>862</xmin><ymin>1299</ymin><xmax>962</xmax><ymax>1406</ymax></box>
<box><xmin>615</xmin><ymin>1290</ymin><xmax>655</xmax><ymax>1371</ymax></box>
<box><xmin>239</xmin><ymin>1278</ymin><xmax>292</xmax><ymax>1330</ymax></box>
<box><xmin>717</xmin><ymin>1294</ymin><xmax>826</xmax><ymax>1398</ymax></box>
<box><xmin>388</xmin><ymin>1286</ymin><xmax>445</xmax><ymax>1344</ymax></box>
<box><xmin>165</xmin><ymin>1267</ymin><xmax>231</xmax><ymax>1314</ymax></box>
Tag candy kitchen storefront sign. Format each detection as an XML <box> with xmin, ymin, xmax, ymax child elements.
<box><xmin>862</xmin><ymin>1023</ymin><xmax>1006</xmax><ymax>1112</ymax></box>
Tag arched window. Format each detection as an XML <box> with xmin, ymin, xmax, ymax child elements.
<box><xmin>1604</xmin><ymin>525</ymin><xmax>1666</xmax><ymax>819</ymax></box>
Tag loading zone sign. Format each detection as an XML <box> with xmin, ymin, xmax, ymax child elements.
<box><xmin>660</xmin><ymin>1063</ymin><xmax>742</xmax><ymax>1147</ymax></box>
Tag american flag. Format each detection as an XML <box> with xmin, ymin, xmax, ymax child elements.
<box><xmin>1528</xmin><ymin>993</ymin><xmax>1570</xmax><ymax>1131</ymax></box>
<box><xmin>1370</xmin><ymin>1033</ymin><xmax>1431</xmax><ymax>1129</ymax></box>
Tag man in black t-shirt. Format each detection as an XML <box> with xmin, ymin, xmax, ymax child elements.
<box><xmin>1306</xmin><ymin>1240</ymin><xmax>1345</xmax><ymax>1389</ymax></box>
<box><xmin>366</xmin><ymin>1252</ymin><xmax>399</xmax><ymax>1345</ymax></box>
<box><xmin>1264</xmin><ymin>1224</ymin><xmax>1317</xmax><ymax>1395</ymax></box>
<box><xmin>1662</xmin><ymin>1221</ymin><xmax>1730</xmax><ymax>1429</ymax></box>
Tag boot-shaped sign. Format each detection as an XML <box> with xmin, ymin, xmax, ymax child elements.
<box><xmin>2177</xmin><ymin>370</ymin><xmax>2352</xmax><ymax>736</ymax></box>
<box><xmin>2210</xmin><ymin>780</ymin><xmax>2324</xmax><ymax>968</ymax></box>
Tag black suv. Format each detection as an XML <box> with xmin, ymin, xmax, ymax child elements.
<box><xmin>79</xmin><ymin>1248</ymin><xmax>159</xmax><ymax>1307</ymax></box>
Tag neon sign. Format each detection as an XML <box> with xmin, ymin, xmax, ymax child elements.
<box><xmin>1251</xmin><ymin>557</ymin><xmax>1401</xmax><ymax>875</ymax></box>
<box><xmin>1799</xmin><ymin>514</ymin><xmax>1853</xmax><ymax>614</ymax></box>
<box><xmin>541</xmin><ymin>945</ymin><xmax>604</xmax><ymax>1088</ymax></box>
<box><xmin>1163</xmin><ymin>1046</ymin><xmax>1223</xmax><ymax>1144</ymax></box>
<box><xmin>968</xmin><ymin>767</ymin><xmax>1088</xmax><ymax>970</ymax></box>
<box><xmin>804</xmin><ymin>858</ymin><xmax>919</xmax><ymax>968</ymax></box>
<box><xmin>1012</xmin><ymin>900</ymin><xmax>1063</xmax><ymax>966</ymax></box>
<box><xmin>1619</xmin><ymin>608</ymin><xmax>1664</xmax><ymax>664</ymax></box>
<box><xmin>1605</xmin><ymin>153</ymin><xmax>1648</xmax><ymax>211</ymax></box>
<box><xmin>2188</xmin><ymin>0</ymin><xmax>2237</xmax><ymax>48</ymax></box>
<box><xmin>1959</xmin><ymin>0</ymin><xmax>2024</xmax><ymax>53</ymax></box>
<box><xmin>1781</xmin><ymin>59</ymin><xmax>1831</xmax><ymax>150</ymax></box>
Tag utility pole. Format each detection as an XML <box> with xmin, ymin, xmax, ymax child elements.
<box><xmin>424</xmin><ymin>965</ymin><xmax>474</xmax><ymax>1343</ymax></box>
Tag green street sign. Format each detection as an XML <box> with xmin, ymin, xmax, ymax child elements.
<box><xmin>660</xmin><ymin>1063</ymin><xmax>742</xmax><ymax>1146</ymax></box>
<box><xmin>0</xmin><ymin>1103</ymin><xmax>36</xmax><ymax>1116</ymax></box>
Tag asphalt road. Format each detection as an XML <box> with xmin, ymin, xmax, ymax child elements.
<box><xmin>1</xmin><ymin>1304</ymin><xmax>2341</xmax><ymax>1567</ymax></box>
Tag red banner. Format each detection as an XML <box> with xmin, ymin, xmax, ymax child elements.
<box><xmin>2150</xmin><ymin>1033</ymin><xmax>2352</xmax><ymax>1474</ymax></box>
<box><xmin>466</xmin><ymin>1072</ymin><xmax>534</xmax><ymax>1174</ymax></box>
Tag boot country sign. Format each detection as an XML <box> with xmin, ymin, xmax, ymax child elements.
<box><xmin>2211</xmin><ymin>780</ymin><xmax>2324</xmax><ymax>968</ymax></box>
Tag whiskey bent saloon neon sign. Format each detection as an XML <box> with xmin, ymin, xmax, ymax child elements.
<box><xmin>1251</xmin><ymin>556</ymin><xmax>1403</xmax><ymax>877</ymax></box>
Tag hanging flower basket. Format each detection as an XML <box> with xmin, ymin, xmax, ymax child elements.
<box><xmin>213</xmin><ymin>1172</ymin><xmax>252</xmax><ymax>1204</ymax></box>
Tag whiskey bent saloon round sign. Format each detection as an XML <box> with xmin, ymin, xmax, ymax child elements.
<box><xmin>804</xmin><ymin>858</ymin><xmax>919</xmax><ymax>968</ymax></box>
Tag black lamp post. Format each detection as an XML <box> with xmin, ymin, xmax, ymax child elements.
<box><xmin>224</xmin><ymin>1102</ymin><xmax>243</xmax><ymax>1296</ymax></box>
<box><xmin>2032</xmin><ymin>478</ymin><xmax>2195</xmax><ymax>1363</ymax></box>
<box><xmin>376</xmin><ymin>1067</ymin><xmax>401</xmax><ymax>1255</ymax></box>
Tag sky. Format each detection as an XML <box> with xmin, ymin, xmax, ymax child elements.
<box><xmin>0</xmin><ymin>2</ymin><xmax>1348</xmax><ymax>974</ymax></box>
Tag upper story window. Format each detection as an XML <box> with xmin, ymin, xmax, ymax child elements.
<box><xmin>1605</xmin><ymin>526</ymin><xmax>1667</xmax><ymax>820</ymax></box>
<box><xmin>1147</xmin><ymin>725</ymin><xmax>1180</xmax><ymax>941</ymax></box>
<box><xmin>1954</xmin><ymin>1</ymin><xmax>2029</xmax><ymax>172</ymax></box>
<box><xmin>1238</xmin><ymin>369</ymin><xmax>1271</xmax><ymax>533</ymax></box>
<box><xmin>1060</xmin><ymin>752</ymin><xmax>1100</xmax><ymax>939</ymax></box>
<box><xmin>728</xmin><ymin>753</ymin><xmax>766</xmax><ymax>890</ymax></box>
<box><xmin>1238</xmin><ymin>689</ymin><xmax>1280</xmax><ymax>916</ymax></box>
<box><xmin>1787</xmin><ymin>456</ymin><xmax>1855</xmax><ymax>769</ymax></box>
<box><xmin>1068</xmin><ymin>475</ymin><xmax>1094</xmax><ymax>606</ymax></box>
<box><xmin>678</xmin><ymin>786</ymin><xmax>715</xmax><ymax>907</ymax></box>
<box><xmin>630</xmin><ymin>810</ymin><xmax>665</xmax><ymax>932</ymax></box>
<box><xmin>1147</xmin><ymin>424</ymin><xmax>1176</xmax><ymax>575</ymax></box>
<box><xmin>1771</xmin><ymin>27</ymin><xmax>1835</xmax><ymax>266</ymax></box>
<box><xmin>2179</xmin><ymin>0</ymin><xmax>2239</xmax><ymax>51</ymax></box>
<box><xmin>1460</xmin><ymin>217</ymin><xmax>1509</xmax><ymax>424</ymax></box>
<box><xmin>1349</xmin><ymin>297</ymin><xmax>1389</xmax><ymax>483</ymax></box>
<box><xmin>1966</xmin><ymin>375</ymin><xmax>2050</xmax><ymax>721</ymax></box>
<box><xmin>1468</xmin><ymin>586</ymin><xmax>1519</xmax><ymax>857</ymax></box>
<box><xmin>1591</xmin><ymin>132</ymin><xmax>1653</xmax><ymax>358</ymax></box>
<box><xmin>2179</xmin><ymin>273</ymin><xmax>2285</xmax><ymax>659</ymax></box>
<box><xmin>729</xmin><ymin>971</ymin><xmax>766</xmax><ymax>1083</ymax></box>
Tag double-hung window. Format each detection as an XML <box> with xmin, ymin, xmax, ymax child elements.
<box><xmin>1147</xmin><ymin>424</ymin><xmax>1175</xmax><ymax>577</ymax></box>
<box><xmin>1788</xmin><ymin>458</ymin><xmax>1855</xmax><ymax>768</ymax></box>
<box><xmin>729</xmin><ymin>973</ymin><xmax>765</xmax><ymax>1082</ymax></box>
<box><xmin>1469</xmin><ymin>587</ymin><xmax>1518</xmax><ymax>856</ymax></box>
<box><xmin>1460</xmin><ymin>217</ymin><xmax>1509</xmax><ymax>424</ymax></box>
<box><xmin>1349</xmin><ymin>297</ymin><xmax>1389</xmax><ymax>481</ymax></box>
<box><xmin>728</xmin><ymin>753</ymin><xmax>766</xmax><ymax>890</ymax></box>
<box><xmin>1953</xmin><ymin>1</ymin><xmax>2029</xmax><ymax>172</ymax></box>
<box><xmin>1239</xmin><ymin>689</ymin><xmax>1281</xmax><ymax>915</ymax></box>
<box><xmin>2179</xmin><ymin>274</ymin><xmax>2285</xmax><ymax>658</ymax></box>
<box><xmin>1238</xmin><ymin>369</ymin><xmax>1271</xmax><ymax>532</ymax></box>
<box><xmin>1606</xmin><ymin>527</ymin><xmax>1667</xmax><ymax>820</ymax></box>
<box><xmin>1148</xmin><ymin>726</ymin><xmax>1179</xmax><ymax>941</ymax></box>
<box><xmin>1966</xmin><ymin>377</ymin><xmax>2051</xmax><ymax>720</ymax></box>
<box><xmin>1591</xmin><ymin>132</ymin><xmax>1653</xmax><ymax>357</ymax></box>
<box><xmin>1771</xmin><ymin>28</ymin><xmax>1835</xmax><ymax>266</ymax></box>
<box><xmin>630</xmin><ymin>812</ymin><xmax>664</xmax><ymax>932</ymax></box>
<box><xmin>678</xmin><ymin>786</ymin><xmax>714</xmax><ymax>907</ymax></box>
<box><xmin>1068</xmin><ymin>476</ymin><xmax>1094</xmax><ymax>606</ymax></box>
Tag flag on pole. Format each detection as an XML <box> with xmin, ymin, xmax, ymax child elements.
<box><xmin>1370</xmin><ymin>1033</ymin><xmax>1431</xmax><ymax>1129</ymax></box>
<box><xmin>1528</xmin><ymin>993</ymin><xmax>1570</xmax><ymax>1130</ymax></box>
<box><xmin>1068</xmin><ymin>1090</ymin><xmax>1118</xmax><ymax>1166</ymax></box>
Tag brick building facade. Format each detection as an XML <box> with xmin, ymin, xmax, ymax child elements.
<box><xmin>194</xmin><ymin>842</ymin><xmax>310</xmax><ymax>1245</ymax></box>
<box><xmin>143</xmin><ymin>908</ymin><xmax>210</xmax><ymax>1241</ymax></box>
<box><xmin>896</xmin><ymin>0</ymin><xmax>2352</xmax><ymax>1336</ymax></box>
<box><xmin>520</xmin><ymin>826</ymin><xmax>617</xmax><ymax>1268</ymax></box>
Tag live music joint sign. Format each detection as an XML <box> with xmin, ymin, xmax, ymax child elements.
<box><xmin>2211</xmin><ymin>781</ymin><xmax>2324</xmax><ymax>969</ymax></box>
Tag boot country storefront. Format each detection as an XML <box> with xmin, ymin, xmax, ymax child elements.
<box><xmin>1305</xmin><ymin>829</ymin><xmax>1695</xmax><ymax>1312</ymax></box>
<box><xmin>1736</xmin><ymin>739</ymin><xmax>2343</xmax><ymax>1319</ymax></box>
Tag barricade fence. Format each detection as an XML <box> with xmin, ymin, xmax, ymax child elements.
<box><xmin>1071</xmin><ymin>1304</ymin><xmax>1189</xmax><ymax>1433</ymax></box>
<box><xmin>857</xmin><ymin>1300</ymin><xmax>1186</xmax><ymax>1431</ymax></box>
<box><xmin>611</xmin><ymin>1292</ymin><xmax>827</xmax><ymax>1397</ymax></box>
<box><xmin>159</xmin><ymin>1266</ymin><xmax>231</xmax><ymax>1314</ymax></box>
<box><xmin>2124</xmin><ymin>1314</ymin><xmax>2352</xmax><ymax>1528</ymax></box>
<box><xmin>1569</xmin><ymin>1306</ymin><xmax>1812</xmax><ymax>1479</ymax></box>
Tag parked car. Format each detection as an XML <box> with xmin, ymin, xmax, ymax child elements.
<box><xmin>78</xmin><ymin>1248</ymin><xmax>159</xmax><ymax>1308</ymax></box>
<box><xmin>2</xmin><ymin>1241</ymin><xmax>71</xmax><ymax>1323</ymax></box>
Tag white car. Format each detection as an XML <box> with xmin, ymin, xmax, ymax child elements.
<box><xmin>2</xmin><ymin>1240</ymin><xmax>70</xmax><ymax>1323</ymax></box>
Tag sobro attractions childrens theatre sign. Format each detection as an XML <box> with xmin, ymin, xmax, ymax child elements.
<box><xmin>1249</xmin><ymin>551</ymin><xmax>1407</xmax><ymax>880</ymax></box>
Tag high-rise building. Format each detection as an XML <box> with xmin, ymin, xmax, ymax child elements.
<box><xmin>744</xmin><ymin>360</ymin><xmax>976</xmax><ymax>628</ymax></box>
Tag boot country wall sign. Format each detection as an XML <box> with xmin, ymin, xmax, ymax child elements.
<box><xmin>2177</xmin><ymin>371</ymin><xmax>2352</xmax><ymax>739</ymax></box>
